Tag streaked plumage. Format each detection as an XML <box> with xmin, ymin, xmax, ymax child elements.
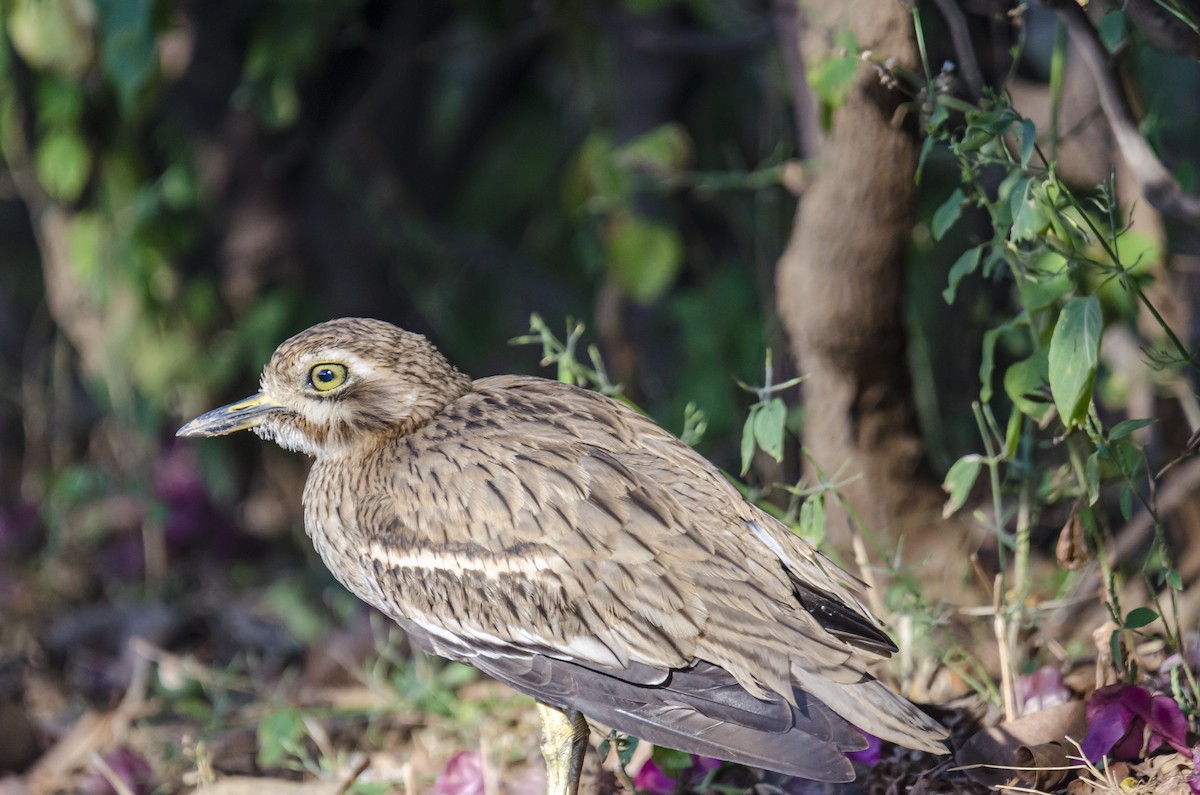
<box><xmin>178</xmin><ymin>317</ymin><xmax>947</xmax><ymax>790</ymax></box>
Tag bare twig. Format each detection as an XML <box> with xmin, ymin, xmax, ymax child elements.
<box><xmin>772</xmin><ymin>0</ymin><xmax>823</xmax><ymax>158</ymax></box>
<box><xmin>333</xmin><ymin>753</ymin><xmax>370</xmax><ymax>795</ymax></box>
<box><xmin>994</xmin><ymin>574</ymin><xmax>1019</xmax><ymax>722</ymax></box>
<box><xmin>1044</xmin><ymin>0</ymin><xmax>1200</xmax><ymax>228</ymax></box>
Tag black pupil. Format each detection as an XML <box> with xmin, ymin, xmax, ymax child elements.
<box><xmin>317</xmin><ymin>368</ymin><xmax>335</xmax><ymax>383</ymax></box>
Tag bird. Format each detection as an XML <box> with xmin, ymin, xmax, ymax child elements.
<box><xmin>177</xmin><ymin>317</ymin><xmax>948</xmax><ymax>794</ymax></box>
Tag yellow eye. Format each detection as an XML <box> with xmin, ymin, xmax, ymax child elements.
<box><xmin>308</xmin><ymin>362</ymin><xmax>348</xmax><ymax>392</ymax></box>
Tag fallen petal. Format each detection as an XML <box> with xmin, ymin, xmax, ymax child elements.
<box><xmin>432</xmin><ymin>751</ymin><xmax>486</xmax><ymax>795</ymax></box>
<box><xmin>633</xmin><ymin>759</ymin><xmax>678</xmax><ymax>795</ymax></box>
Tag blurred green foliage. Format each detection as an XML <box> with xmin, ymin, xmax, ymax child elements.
<box><xmin>0</xmin><ymin>0</ymin><xmax>793</xmax><ymax>458</ymax></box>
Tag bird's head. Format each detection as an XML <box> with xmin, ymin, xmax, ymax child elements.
<box><xmin>177</xmin><ymin>318</ymin><xmax>472</xmax><ymax>456</ymax></box>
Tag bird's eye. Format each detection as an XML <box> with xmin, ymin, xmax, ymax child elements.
<box><xmin>308</xmin><ymin>362</ymin><xmax>348</xmax><ymax>392</ymax></box>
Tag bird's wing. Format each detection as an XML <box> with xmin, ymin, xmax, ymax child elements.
<box><xmin>396</xmin><ymin>614</ymin><xmax>864</xmax><ymax>782</ymax></box>
<box><xmin>353</xmin><ymin>375</ymin><xmax>946</xmax><ymax>754</ymax></box>
<box><xmin>356</xmin><ymin>378</ymin><xmax>852</xmax><ymax>675</ymax></box>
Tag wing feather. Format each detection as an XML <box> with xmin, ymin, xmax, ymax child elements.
<box><xmin>400</xmin><ymin>616</ymin><xmax>863</xmax><ymax>782</ymax></box>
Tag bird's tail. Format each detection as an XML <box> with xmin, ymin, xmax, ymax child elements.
<box><xmin>791</xmin><ymin>665</ymin><xmax>949</xmax><ymax>754</ymax></box>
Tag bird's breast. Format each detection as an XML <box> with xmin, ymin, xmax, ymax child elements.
<box><xmin>302</xmin><ymin>461</ymin><xmax>390</xmax><ymax>611</ymax></box>
<box><xmin>301</xmin><ymin>452</ymin><xmax>587</xmax><ymax>642</ymax></box>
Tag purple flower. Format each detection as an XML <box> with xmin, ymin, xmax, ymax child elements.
<box><xmin>633</xmin><ymin>754</ymin><xmax>722</xmax><ymax>793</ymax></box>
<box><xmin>82</xmin><ymin>747</ymin><xmax>156</xmax><ymax>795</ymax></box>
<box><xmin>633</xmin><ymin>759</ymin><xmax>679</xmax><ymax>794</ymax></box>
<box><xmin>846</xmin><ymin>731</ymin><xmax>882</xmax><ymax>766</ymax></box>
<box><xmin>1080</xmin><ymin>684</ymin><xmax>1189</xmax><ymax>762</ymax></box>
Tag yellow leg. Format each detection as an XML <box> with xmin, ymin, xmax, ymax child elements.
<box><xmin>536</xmin><ymin>702</ymin><xmax>590</xmax><ymax>795</ymax></box>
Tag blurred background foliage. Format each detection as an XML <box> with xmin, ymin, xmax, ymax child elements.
<box><xmin>3</xmin><ymin>0</ymin><xmax>1200</xmax><ymax>778</ymax></box>
<box><xmin>1</xmin><ymin>0</ymin><xmax>801</xmax><ymax>605</ymax></box>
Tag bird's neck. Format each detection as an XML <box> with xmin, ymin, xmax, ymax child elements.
<box><xmin>390</xmin><ymin>367</ymin><xmax>473</xmax><ymax>436</ymax></box>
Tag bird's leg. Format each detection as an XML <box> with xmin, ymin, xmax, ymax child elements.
<box><xmin>536</xmin><ymin>702</ymin><xmax>590</xmax><ymax>795</ymax></box>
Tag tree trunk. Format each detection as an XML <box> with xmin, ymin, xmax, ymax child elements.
<box><xmin>775</xmin><ymin>0</ymin><xmax>959</xmax><ymax>572</ymax></box>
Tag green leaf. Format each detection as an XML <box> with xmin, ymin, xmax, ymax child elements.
<box><xmin>798</xmin><ymin>493</ymin><xmax>826</xmax><ymax>545</ymax></box>
<box><xmin>160</xmin><ymin>162</ymin><xmax>200</xmax><ymax>209</ymax></box>
<box><xmin>1166</xmin><ymin>568</ymin><xmax>1183</xmax><ymax>591</ymax></box>
<box><xmin>981</xmin><ymin>244</ymin><xmax>1006</xmax><ymax>279</ymax></box>
<box><xmin>616</xmin><ymin>735</ymin><xmax>639</xmax><ymax>767</ymax></box>
<box><xmin>1098</xmin><ymin>9</ymin><xmax>1127</xmax><ymax>53</ymax></box>
<box><xmin>1109</xmin><ymin>418</ymin><xmax>1156</xmax><ymax>441</ymax></box>
<box><xmin>1119</xmin><ymin>484</ymin><xmax>1133</xmax><ymax>522</ymax></box>
<box><xmin>1004</xmin><ymin>407</ymin><xmax>1023</xmax><ymax>459</ymax></box>
<box><xmin>1123</xmin><ymin>607</ymin><xmax>1158</xmax><ymax>630</ymax></box>
<box><xmin>568</xmin><ymin>133</ymin><xmax>630</xmax><ymax>213</ymax></box>
<box><xmin>916</xmin><ymin>134</ymin><xmax>936</xmax><ymax>184</ymax></box>
<box><xmin>807</xmin><ymin>29</ymin><xmax>859</xmax><ymax>110</ymax></box>
<box><xmin>1085</xmin><ymin>452</ymin><xmax>1100</xmax><ymax>506</ymax></box>
<box><xmin>931</xmin><ymin>187</ymin><xmax>966</xmax><ymax>241</ymax></box>
<box><xmin>1018</xmin><ymin>253</ymin><xmax>1072</xmax><ymax>311</ymax></box>
<box><xmin>7</xmin><ymin>0</ymin><xmax>94</xmax><ymax>77</ymax></box>
<box><xmin>36</xmin><ymin>128</ymin><xmax>91</xmax><ymax>201</ymax></box>
<box><xmin>926</xmin><ymin>99</ymin><xmax>950</xmax><ymax>134</ymax></box>
<box><xmin>1110</xmin><ymin>628</ymin><xmax>1124</xmax><ymax>672</ymax></box>
<box><xmin>605</xmin><ymin>213</ymin><xmax>682</xmax><ymax>304</ymax></box>
<box><xmin>1010</xmin><ymin>178</ymin><xmax>1047</xmax><ymax>241</ymax></box>
<box><xmin>1003</xmin><ymin>347</ymin><xmax>1051</xmax><ymax>421</ymax></box>
<box><xmin>651</xmin><ymin>747</ymin><xmax>693</xmax><ymax>778</ymax></box>
<box><xmin>943</xmin><ymin>244</ymin><xmax>983</xmax><ymax>304</ymax></box>
<box><xmin>613</xmin><ymin>123</ymin><xmax>692</xmax><ymax>174</ymax></box>
<box><xmin>1019</xmin><ymin>118</ymin><xmax>1037</xmax><ymax>168</ymax></box>
<box><xmin>980</xmin><ymin>317</ymin><xmax>1020</xmax><ymax>402</ymax></box>
<box><xmin>94</xmin><ymin>0</ymin><xmax>157</xmax><ymax>112</ymax></box>
<box><xmin>739</xmin><ymin>407</ymin><xmax>758</xmax><ymax>476</ymax></box>
<box><xmin>994</xmin><ymin>171</ymin><xmax>1028</xmax><ymax>229</ymax></box>
<box><xmin>753</xmin><ymin>397</ymin><xmax>787</xmax><ymax>463</ymax></box>
<box><xmin>957</xmin><ymin>128</ymin><xmax>992</xmax><ymax>153</ymax></box>
<box><xmin>1111</xmin><ymin>438</ymin><xmax>1142</xmax><ymax>475</ymax></box>
<box><xmin>942</xmin><ymin>455</ymin><xmax>982</xmax><ymax>518</ymax></box>
<box><xmin>1048</xmin><ymin>295</ymin><xmax>1102</xmax><ymax>428</ymax></box>
<box><xmin>257</xmin><ymin>709</ymin><xmax>305</xmax><ymax>768</ymax></box>
<box><xmin>1113</xmin><ymin>229</ymin><xmax>1162</xmax><ymax>272</ymax></box>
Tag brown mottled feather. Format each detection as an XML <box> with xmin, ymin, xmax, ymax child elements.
<box><xmin>186</xmin><ymin>318</ymin><xmax>948</xmax><ymax>782</ymax></box>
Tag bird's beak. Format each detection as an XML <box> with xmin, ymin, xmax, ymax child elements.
<box><xmin>176</xmin><ymin>392</ymin><xmax>285</xmax><ymax>437</ymax></box>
